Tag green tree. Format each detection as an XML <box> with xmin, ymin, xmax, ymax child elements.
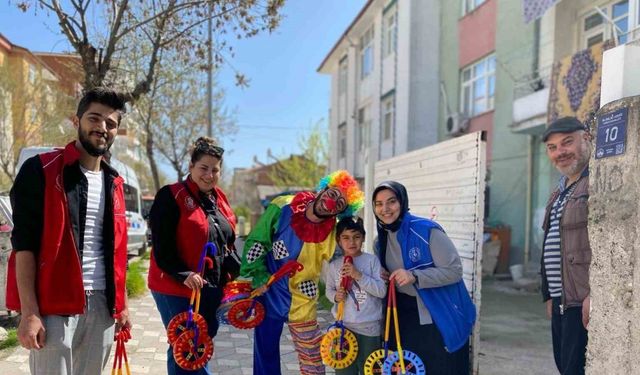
<box><xmin>0</xmin><ymin>62</ymin><xmax>75</xmax><ymax>187</ymax></box>
<box><xmin>268</xmin><ymin>120</ymin><xmax>328</xmax><ymax>190</ymax></box>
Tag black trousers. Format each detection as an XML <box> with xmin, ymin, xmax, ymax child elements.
<box><xmin>551</xmin><ymin>297</ymin><xmax>588</xmax><ymax>375</ymax></box>
<box><xmin>387</xmin><ymin>292</ymin><xmax>470</xmax><ymax>375</ymax></box>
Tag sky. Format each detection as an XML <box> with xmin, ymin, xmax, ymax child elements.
<box><xmin>0</xmin><ymin>1</ymin><xmax>366</xmax><ymax>178</ymax></box>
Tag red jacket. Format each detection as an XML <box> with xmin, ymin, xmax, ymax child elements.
<box><xmin>6</xmin><ymin>142</ymin><xmax>128</xmax><ymax>316</ymax></box>
<box><xmin>147</xmin><ymin>178</ymin><xmax>236</xmax><ymax>297</ymax></box>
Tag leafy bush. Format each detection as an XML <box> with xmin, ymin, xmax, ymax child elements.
<box><xmin>0</xmin><ymin>328</ymin><xmax>18</xmax><ymax>350</ymax></box>
<box><xmin>126</xmin><ymin>259</ymin><xmax>147</xmax><ymax>298</ymax></box>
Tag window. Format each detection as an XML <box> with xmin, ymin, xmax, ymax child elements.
<box><xmin>382</xmin><ymin>95</ymin><xmax>394</xmax><ymax>141</ymax></box>
<box><xmin>357</xmin><ymin>106</ymin><xmax>370</xmax><ymax>150</ymax></box>
<box><xmin>338</xmin><ymin>123</ymin><xmax>347</xmax><ymax>159</ymax></box>
<box><xmin>360</xmin><ymin>27</ymin><xmax>374</xmax><ymax>79</ymax></box>
<box><xmin>338</xmin><ymin>57</ymin><xmax>348</xmax><ymax>95</ymax></box>
<box><xmin>461</xmin><ymin>54</ymin><xmax>496</xmax><ymax>117</ymax></box>
<box><xmin>462</xmin><ymin>0</ymin><xmax>486</xmax><ymax>15</ymax></box>
<box><xmin>581</xmin><ymin>1</ymin><xmax>629</xmax><ymax>48</ymax></box>
<box><xmin>28</xmin><ymin>64</ymin><xmax>36</xmax><ymax>84</ymax></box>
<box><xmin>383</xmin><ymin>12</ymin><xmax>397</xmax><ymax>57</ymax></box>
<box><xmin>123</xmin><ymin>184</ymin><xmax>140</xmax><ymax>213</ymax></box>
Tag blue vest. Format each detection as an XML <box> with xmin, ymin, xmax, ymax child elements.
<box><xmin>384</xmin><ymin>213</ymin><xmax>476</xmax><ymax>352</ymax></box>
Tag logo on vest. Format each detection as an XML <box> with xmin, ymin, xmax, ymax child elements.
<box><xmin>408</xmin><ymin>247</ymin><xmax>421</xmax><ymax>262</ymax></box>
<box><xmin>114</xmin><ymin>195</ymin><xmax>121</xmax><ymax>211</ymax></box>
<box><xmin>184</xmin><ymin>196</ymin><xmax>196</xmax><ymax>210</ymax></box>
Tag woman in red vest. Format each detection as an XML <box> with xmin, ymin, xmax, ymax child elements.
<box><xmin>147</xmin><ymin>137</ymin><xmax>238</xmax><ymax>375</ymax></box>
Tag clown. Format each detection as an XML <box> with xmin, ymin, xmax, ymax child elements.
<box><xmin>240</xmin><ymin>170</ymin><xmax>364</xmax><ymax>375</ymax></box>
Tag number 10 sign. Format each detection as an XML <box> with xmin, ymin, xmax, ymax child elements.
<box><xmin>596</xmin><ymin>107</ymin><xmax>628</xmax><ymax>159</ymax></box>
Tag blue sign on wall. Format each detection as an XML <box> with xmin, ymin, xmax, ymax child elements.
<box><xmin>595</xmin><ymin>107</ymin><xmax>628</xmax><ymax>159</ymax></box>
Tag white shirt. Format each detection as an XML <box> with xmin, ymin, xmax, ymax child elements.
<box><xmin>80</xmin><ymin>165</ymin><xmax>107</xmax><ymax>291</ymax></box>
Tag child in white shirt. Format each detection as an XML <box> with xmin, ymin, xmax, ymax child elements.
<box><xmin>325</xmin><ymin>217</ymin><xmax>387</xmax><ymax>375</ymax></box>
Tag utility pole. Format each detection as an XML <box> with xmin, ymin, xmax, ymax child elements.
<box><xmin>207</xmin><ymin>1</ymin><xmax>213</xmax><ymax>138</ymax></box>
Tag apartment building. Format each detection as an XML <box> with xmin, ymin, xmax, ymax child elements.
<box><xmin>0</xmin><ymin>34</ymin><xmax>78</xmax><ymax>187</ymax></box>
<box><xmin>318</xmin><ymin>0</ymin><xmax>441</xmax><ymax>195</ymax></box>
<box><xmin>510</xmin><ymin>0</ymin><xmax>640</xmax><ymax>267</ymax></box>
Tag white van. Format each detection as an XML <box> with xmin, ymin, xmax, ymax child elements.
<box><xmin>16</xmin><ymin>147</ymin><xmax>148</xmax><ymax>256</ymax></box>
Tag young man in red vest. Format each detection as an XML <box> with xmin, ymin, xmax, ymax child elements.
<box><xmin>7</xmin><ymin>87</ymin><xmax>131</xmax><ymax>374</ymax></box>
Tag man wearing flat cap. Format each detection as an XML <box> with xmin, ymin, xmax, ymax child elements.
<box><xmin>540</xmin><ymin>116</ymin><xmax>592</xmax><ymax>375</ymax></box>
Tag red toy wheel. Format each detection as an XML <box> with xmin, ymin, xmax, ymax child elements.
<box><xmin>173</xmin><ymin>330</ymin><xmax>213</xmax><ymax>371</ymax></box>
<box><xmin>167</xmin><ymin>312</ymin><xmax>208</xmax><ymax>345</ymax></box>
<box><xmin>227</xmin><ymin>299</ymin><xmax>265</xmax><ymax>329</ymax></box>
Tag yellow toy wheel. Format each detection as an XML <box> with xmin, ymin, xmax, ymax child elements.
<box><xmin>364</xmin><ymin>349</ymin><xmax>388</xmax><ymax>375</ymax></box>
<box><xmin>320</xmin><ymin>327</ymin><xmax>358</xmax><ymax>369</ymax></box>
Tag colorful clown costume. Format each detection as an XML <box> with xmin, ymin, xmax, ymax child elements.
<box><xmin>241</xmin><ymin>192</ymin><xmax>336</xmax><ymax>375</ymax></box>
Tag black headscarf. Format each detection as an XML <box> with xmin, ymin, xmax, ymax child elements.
<box><xmin>372</xmin><ymin>181</ymin><xmax>409</xmax><ymax>268</ymax></box>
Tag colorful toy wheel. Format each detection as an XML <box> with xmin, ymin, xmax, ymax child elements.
<box><xmin>227</xmin><ymin>299</ymin><xmax>265</xmax><ymax>329</ymax></box>
<box><xmin>216</xmin><ymin>303</ymin><xmax>233</xmax><ymax>325</ymax></box>
<box><xmin>364</xmin><ymin>349</ymin><xmax>388</xmax><ymax>375</ymax></box>
<box><xmin>320</xmin><ymin>327</ymin><xmax>359</xmax><ymax>369</ymax></box>
<box><xmin>382</xmin><ymin>350</ymin><xmax>426</xmax><ymax>375</ymax></box>
<box><xmin>167</xmin><ymin>312</ymin><xmax>208</xmax><ymax>345</ymax></box>
<box><xmin>172</xmin><ymin>330</ymin><xmax>213</xmax><ymax>371</ymax></box>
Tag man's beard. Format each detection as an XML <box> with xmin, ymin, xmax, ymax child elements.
<box><xmin>556</xmin><ymin>142</ymin><xmax>590</xmax><ymax>177</ymax></box>
<box><xmin>78</xmin><ymin>128</ymin><xmax>111</xmax><ymax>157</ymax></box>
<box><xmin>312</xmin><ymin>199</ymin><xmax>336</xmax><ymax>219</ymax></box>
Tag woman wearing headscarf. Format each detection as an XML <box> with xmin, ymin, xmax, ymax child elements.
<box><xmin>372</xmin><ymin>181</ymin><xmax>476</xmax><ymax>375</ymax></box>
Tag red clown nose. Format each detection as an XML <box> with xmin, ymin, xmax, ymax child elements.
<box><xmin>324</xmin><ymin>197</ymin><xmax>337</xmax><ymax>211</ymax></box>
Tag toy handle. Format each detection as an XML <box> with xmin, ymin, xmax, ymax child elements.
<box><xmin>268</xmin><ymin>260</ymin><xmax>304</xmax><ymax>286</ymax></box>
<box><xmin>340</xmin><ymin>256</ymin><xmax>353</xmax><ymax>290</ymax></box>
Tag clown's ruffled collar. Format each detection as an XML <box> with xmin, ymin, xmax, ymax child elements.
<box><xmin>290</xmin><ymin>191</ymin><xmax>336</xmax><ymax>243</ymax></box>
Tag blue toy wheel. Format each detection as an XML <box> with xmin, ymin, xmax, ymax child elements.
<box><xmin>382</xmin><ymin>350</ymin><xmax>425</xmax><ymax>375</ymax></box>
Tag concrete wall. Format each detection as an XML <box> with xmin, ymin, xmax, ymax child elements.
<box><xmin>406</xmin><ymin>0</ymin><xmax>440</xmax><ymax>153</ymax></box>
<box><xmin>487</xmin><ymin>0</ymin><xmax>536</xmax><ymax>265</ymax></box>
<box><xmin>439</xmin><ymin>0</ymin><xmax>535</xmax><ymax>265</ymax></box>
<box><xmin>587</xmin><ymin>95</ymin><xmax>640</xmax><ymax>374</ymax></box>
<box><xmin>438</xmin><ymin>0</ymin><xmax>460</xmax><ymax>142</ymax></box>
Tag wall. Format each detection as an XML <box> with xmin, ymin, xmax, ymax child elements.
<box><xmin>406</xmin><ymin>0</ymin><xmax>440</xmax><ymax>153</ymax></box>
<box><xmin>487</xmin><ymin>0</ymin><xmax>536</xmax><ymax>265</ymax></box>
<box><xmin>458</xmin><ymin>0</ymin><xmax>497</xmax><ymax>67</ymax></box>
<box><xmin>587</xmin><ymin>96</ymin><xmax>640</xmax><ymax>374</ymax></box>
<box><xmin>438</xmin><ymin>0</ymin><xmax>461</xmax><ymax>142</ymax></box>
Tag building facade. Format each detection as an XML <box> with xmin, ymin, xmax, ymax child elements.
<box><xmin>320</xmin><ymin>0</ymin><xmax>640</xmax><ymax>273</ymax></box>
<box><xmin>0</xmin><ymin>34</ymin><xmax>79</xmax><ymax>189</ymax></box>
<box><xmin>511</xmin><ymin>0</ymin><xmax>640</xmax><ymax>268</ymax></box>
<box><xmin>318</xmin><ymin>0</ymin><xmax>441</xmax><ymax>185</ymax></box>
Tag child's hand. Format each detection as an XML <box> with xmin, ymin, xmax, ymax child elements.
<box><xmin>341</xmin><ymin>263</ymin><xmax>362</xmax><ymax>281</ymax></box>
<box><xmin>380</xmin><ymin>268</ymin><xmax>390</xmax><ymax>282</ymax></box>
<box><xmin>335</xmin><ymin>288</ymin><xmax>346</xmax><ymax>302</ymax></box>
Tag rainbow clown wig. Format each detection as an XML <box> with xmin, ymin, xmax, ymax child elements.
<box><xmin>316</xmin><ymin>170</ymin><xmax>365</xmax><ymax>219</ymax></box>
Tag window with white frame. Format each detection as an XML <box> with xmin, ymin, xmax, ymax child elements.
<box><xmin>338</xmin><ymin>122</ymin><xmax>347</xmax><ymax>159</ymax></box>
<box><xmin>460</xmin><ymin>54</ymin><xmax>496</xmax><ymax>117</ymax></box>
<box><xmin>581</xmin><ymin>0</ymin><xmax>630</xmax><ymax>48</ymax></box>
<box><xmin>357</xmin><ymin>106</ymin><xmax>370</xmax><ymax>150</ymax></box>
<box><xmin>383</xmin><ymin>11</ymin><xmax>397</xmax><ymax>57</ymax></box>
<box><xmin>382</xmin><ymin>95</ymin><xmax>394</xmax><ymax>141</ymax></box>
<box><xmin>338</xmin><ymin>56</ymin><xmax>348</xmax><ymax>95</ymax></box>
<box><xmin>360</xmin><ymin>27</ymin><xmax>374</xmax><ymax>80</ymax></box>
<box><xmin>462</xmin><ymin>0</ymin><xmax>486</xmax><ymax>15</ymax></box>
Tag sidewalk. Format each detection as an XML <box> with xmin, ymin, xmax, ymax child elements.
<box><xmin>0</xmin><ymin>270</ymin><xmax>336</xmax><ymax>375</ymax></box>
<box><xmin>0</xmin><ymin>273</ymin><xmax>555</xmax><ymax>374</ymax></box>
